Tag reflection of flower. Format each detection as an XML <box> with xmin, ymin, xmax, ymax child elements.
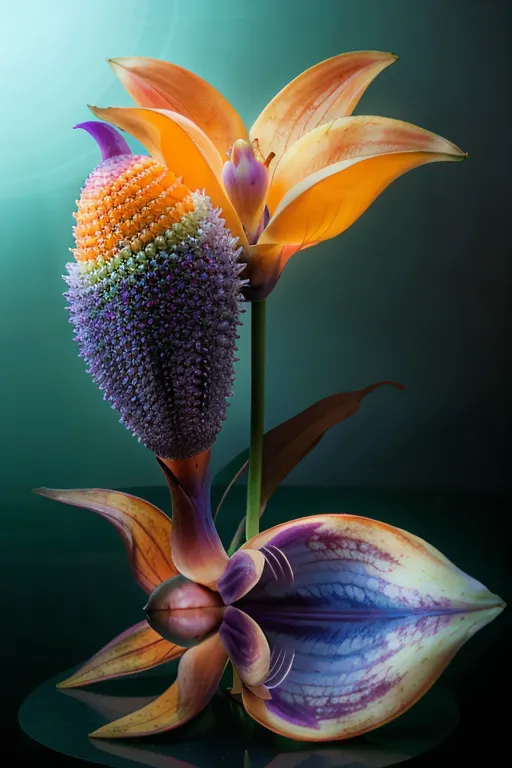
<box><xmin>36</xmin><ymin>454</ymin><xmax>503</xmax><ymax>741</ymax></box>
<box><xmin>65</xmin><ymin>122</ymin><xmax>243</xmax><ymax>460</ymax></box>
<box><xmin>90</xmin><ymin>52</ymin><xmax>466</xmax><ymax>300</ymax></box>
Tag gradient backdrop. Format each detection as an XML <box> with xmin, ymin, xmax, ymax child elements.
<box><xmin>2</xmin><ymin>3</ymin><xmax>511</xmax><ymax>767</ymax></box>
<box><xmin>1</xmin><ymin>0</ymin><xmax>510</xmax><ymax>498</ymax></box>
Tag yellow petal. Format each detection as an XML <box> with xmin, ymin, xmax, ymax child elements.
<box><xmin>89</xmin><ymin>106</ymin><xmax>248</xmax><ymax>251</ymax></box>
<box><xmin>268</xmin><ymin>115</ymin><xmax>465</xmax><ymax>212</ymax></box>
<box><xmin>250</xmin><ymin>51</ymin><xmax>397</xmax><ymax>172</ymax></box>
<box><xmin>57</xmin><ymin>621</ymin><xmax>184</xmax><ymax>688</ymax></box>
<box><xmin>89</xmin><ymin>633</ymin><xmax>227</xmax><ymax>738</ymax></box>
<box><xmin>259</xmin><ymin>119</ymin><xmax>466</xmax><ymax>249</ymax></box>
<box><xmin>109</xmin><ymin>57</ymin><xmax>248</xmax><ymax>159</ymax></box>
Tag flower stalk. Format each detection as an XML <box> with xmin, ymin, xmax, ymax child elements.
<box><xmin>245</xmin><ymin>299</ymin><xmax>267</xmax><ymax>542</ymax></box>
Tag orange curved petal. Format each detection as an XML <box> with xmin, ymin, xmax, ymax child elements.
<box><xmin>89</xmin><ymin>106</ymin><xmax>248</xmax><ymax>251</ymax></box>
<box><xmin>89</xmin><ymin>633</ymin><xmax>227</xmax><ymax>738</ymax></box>
<box><xmin>250</xmin><ymin>51</ymin><xmax>397</xmax><ymax>174</ymax></box>
<box><xmin>259</xmin><ymin>120</ymin><xmax>466</xmax><ymax>250</ymax></box>
<box><xmin>109</xmin><ymin>57</ymin><xmax>248</xmax><ymax>159</ymax></box>
<box><xmin>268</xmin><ymin>115</ymin><xmax>465</xmax><ymax>212</ymax></box>
<box><xmin>57</xmin><ymin>621</ymin><xmax>184</xmax><ymax>688</ymax></box>
<box><xmin>34</xmin><ymin>487</ymin><xmax>177</xmax><ymax>594</ymax></box>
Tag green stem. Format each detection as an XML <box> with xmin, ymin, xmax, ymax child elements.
<box><xmin>245</xmin><ymin>299</ymin><xmax>267</xmax><ymax>542</ymax></box>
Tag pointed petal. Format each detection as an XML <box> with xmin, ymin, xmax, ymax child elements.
<box><xmin>217</xmin><ymin>549</ymin><xmax>266</xmax><ymax>604</ymax></box>
<box><xmin>268</xmin><ymin>115</ymin><xmax>467</xmax><ymax>212</ymax></box>
<box><xmin>89</xmin><ymin>633</ymin><xmax>227</xmax><ymax>738</ymax></box>
<box><xmin>243</xmin><ymin>514</ymin><xmax>503</xmax><ymax>615</ymax></box>
<box><xmin>242</xmin><ymin>605</ymin><xmax>504</xmax><ymax>741</ymax></box>
<box><xmin>259</xmin><ymin>120</ymin><xmax>466</xmax><ymax>249</ymax></box>
<box><xmin>240</xmin><ymin>515</ymin><xmax>504</xmax><ymax>740</ymax></box>
<box><xmin>219</xmin><ymin>607</ymin><xmax>270</xmax><ymax>689</ymax></box>
<box><xmin>34</xmin><ymin>488</ymin><xmax>176</xmax><ymax>594</ymax></box>
<box><xmin>250</xmin><ymin>51</ymin><xmax>397</xmax><ymax>172</ymax></box>
<box><xmin>158</xmin><ymin>459</ymin><xmax>229</xmax><ymax>589</ymax></box>
<box><xmin>224</xmin><ymin>382</ymin><xmax>402</xmax><ymax>551</ymax></box>
<box><xmin>109</xmin><ymin>57</ymin><xmax>248</xmax><ymax>158</ymax></box>
<box><xmin>57</xmin><ymin>621</ymin><xmax>184</xmax><ymax>688</ymax></box>
<box><xmin>89</xmin><ymin>106</ymin><xmax>248</xmax><ymax>251</ymax></box>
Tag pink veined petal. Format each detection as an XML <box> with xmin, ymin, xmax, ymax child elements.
<box><xmin>34</xmin><ymin>487</ymin><xmax>177</xmax><ymax>594</ymax></box>
<box><xmin>250</xmin><ymin>51</ymin><xmax>398</xmax><ymax>176</ymax></box>
<box><xmin>89</xmin><ymin>633</ymin><xmax>228</xmax><ymax>738</ymax></box>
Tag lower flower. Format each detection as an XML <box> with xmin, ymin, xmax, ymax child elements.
<box><xmin>35</xmin><ymin>465</ymin><xmax>504</xmax><ymax>742</ymax></box>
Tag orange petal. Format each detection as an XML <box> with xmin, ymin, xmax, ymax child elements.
<box><xmin>109</xmin><ymin>57</ymin><xmax>248</xmax><ymax>159</ymax></box>
<box><xmin>259</xmin><ymin>119</ymin><xmax>466</xmax><ymax>249</ymax></box>
<box><xmin>268</xmin><ymin>115</ymin><xmax>466</xmax><ymax>211</ymax></box>
<box><xmin>89</xmin><ymin>633</ymin><xmax>227</xmax><ymax>738</ymax></box>
<box><xmin>250</xmin><ymin>51</ymin><xmax>397</xmax><ymax>174</ymax></box>
<box><xmin>34</xmin><ymin>488</ymin><xmax>177</xmax><ymax>594</ymax></box>
<box><xmin>89</xmin><ymin>106</ymin><xmax>248</xmax><ymax>251</ymax></box>
<box><xmin>57</xmin><ymin>621</ymin><xmax>184</xmax><ymax>688</ymax></box>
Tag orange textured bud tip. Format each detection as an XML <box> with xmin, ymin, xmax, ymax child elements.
<box><xmin>72</xmin><ymin>153</ymin><xmax>194</xmax><ymax>263</ymax></box>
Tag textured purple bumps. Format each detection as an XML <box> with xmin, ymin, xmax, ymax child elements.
<box><xmin>65</xmin><ymin>137</ymin><xmax>244</xmax><ymax>459</ymax></box>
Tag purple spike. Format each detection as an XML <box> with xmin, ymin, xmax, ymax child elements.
<box><xmin>73</xmin><ymin>121</ymin><xmax>131</xmax><ymax>161</ymax></box>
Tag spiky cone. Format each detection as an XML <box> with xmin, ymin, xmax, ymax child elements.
<box><xmin>65</xmin><ymin>122</ymin><xmax>245</xmax><ymax>460</ymax></box>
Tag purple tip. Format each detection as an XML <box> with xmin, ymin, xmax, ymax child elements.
<box><xmin>74</xmin><ymin>121</ymin><xmax>131</xmax><ymax>161</ymax></box>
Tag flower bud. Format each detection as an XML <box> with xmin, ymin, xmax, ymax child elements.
<box><xmin>65</xmin><ymin>123</ymin><xmax>244</xmax><ymax>459</ymax></box>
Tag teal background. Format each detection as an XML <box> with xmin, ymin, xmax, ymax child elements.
<box><xmin>1</xmin><ymin>0</ymin><xmax>510</xmax><ymax>497</ymax></box>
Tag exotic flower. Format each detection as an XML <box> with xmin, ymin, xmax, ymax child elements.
<box><xmin>65</xmin><ymin>122</ymin><xmax>244</xmax><ymax>459</ymax></box>
<box><xmin>89</xmin><ymin>51</ymin><xmax>467</xmax><ymax>299</ymax></box>
<box><xmin>35</xmin><ymin>452</ymin><xmax>503</xmax><ymax>741</ymax></box>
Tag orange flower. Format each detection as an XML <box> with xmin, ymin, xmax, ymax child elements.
<box><xmin>90</xmin><ymin>52</ymin><xmax>466</xmax><ymax>299</ymax></box>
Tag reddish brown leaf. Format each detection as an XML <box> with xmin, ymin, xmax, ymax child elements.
<box><xmin>220</xmin><ymin>382</ymin><xmax>403</xmax><ymax>550</ymax></box>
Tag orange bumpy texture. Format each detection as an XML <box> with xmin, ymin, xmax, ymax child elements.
<box><xmin>72</xmin><ymin>154</ymin><xmax>195</xmax><ymax>262</ymax></box>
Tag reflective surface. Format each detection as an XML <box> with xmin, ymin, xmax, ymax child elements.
<box><xmin>19</xmin><ymin>663</ymin><xmax>459</xmax><ymax>768</ymax></box>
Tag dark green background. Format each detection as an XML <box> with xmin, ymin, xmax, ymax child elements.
<box><xmin>1</xmin><ymin>0</ymin><xmax>510</xmax><ymax>496</ymax></box>
<box><xmin>1</xmin><ymin>1</ymin><xmax>511</xmax><ymax>765</ymax></box>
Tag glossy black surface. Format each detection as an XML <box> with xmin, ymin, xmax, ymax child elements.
<box><xmin>5</xmin><ymin>486</ymin><xmax>511</xmax><ymax>765</ymax></box>
<box><xmin>19</xmin><ymin>664</ymin><xmax>459</xmax><ymax>768</ymax></box>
